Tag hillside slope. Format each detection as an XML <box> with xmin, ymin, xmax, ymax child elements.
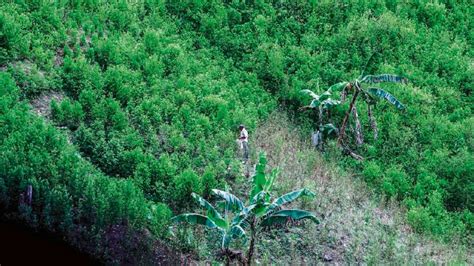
<box><xmin>250</xmin><ymin>113</ymin><xmax>471</xmax><ymax>264</ymax></box>
<box><xmin>1</xmin><ymin>2</ymin><xmax>274</xmax><ymax>262</ymax></box>
<box><xmin>166</xmin><ymin>112</ymin><xmax>471</xmax><ymax>264</ymax></box>
<box><xmin>165</xmin><ymin>0</ymin><xmax>473</xmax><ymax>239</ymax></box>
<box><xmin>0</xmin><ymin>1</ymin><xmax>472</xmax><ymax>264</ymax></box>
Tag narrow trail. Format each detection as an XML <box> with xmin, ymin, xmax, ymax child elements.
<box><xmin>30</xmin><ymin>90</ymin><xmax>65</xmax><ymax>119</ymax></box>
<box><xmin>235</xmin><ymin>111</ymin><xmax>470</xmax><ymax>264</ymax></box>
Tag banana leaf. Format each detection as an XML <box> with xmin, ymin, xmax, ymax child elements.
<box><xmin>250</xmin><ymin>190</ymin><xmax>268</xmax><ymax>205</ymax></box>
<box><xmin>367</xmin><ymin>87</ymin><xmax>405</xmax><ymax>109</ymax></box>
<box><xmin>267</xmin><ymin>189</ymin><xmax>316</xmax><ymax>213</ymax></box>
<box><xmin>328</xmin><ymin>82</ymin><xmax>350</xmax><ymax>92</ymax></box>
<box><xmin>212</xmin><ymin>189</ymin><xmax>244</xmax><ymax>211</ymax></box>
<box><xmin>230</xmin><ymin>225</ymin><xmax>246</xmax><ymax>239</ymax></box>
<box><xmin>253</xmin><ymin>202</ymin><xmax>271</xmax><ymax>218</ymax></box>
<box><xmin>361</xmin><ymin>74</ymin><xmax>407</xmax><ymax>84</ymax></box>
<box><xmin>222</xmin><ymin>225</ymin><xmax>247</xmax><ymax>248</ymax></box>
<box><xmin>319</xmin><ymin>91</ymin><xmax>332</xmax><ymax>101</ymax></box>
<box><xmin>300</xmin><ymin>89</ymin><xmax>319</xmax><ymax>99</ymax></box>
<box><xmin>250</xmin><ymin>153</ymin><xmax>268</xmax><ymax>199</ymax></box>
<box><xmin>321</xmin><ymin>98</ymin><xmax>341</xmax><ymax>109</ymax></box>
<box><xmin>261</xmin><ymin>209</ymin><xmax>319</xmax><ymax>227</ymax></box>
<box><xmin>301</xmin><ymin>90</ymin><xmax>331</xmax><ymax>102</ymax></box>
<box><xmin>172</xmin><ymin>213</ymin><xmax>218</xmax><ymax>229</ymax></box>
<box><xmin>264</xmin><ymin>168</ymin><xmax>279</xmax><ymax>192</ymax></box>
<box><xmin>191</xmin><ymin>193</ymin><xmax>227</xmax><ymax>229</ymax></box>
<box><xmin>232</xmin><ymin>204</ymin><xmax>255</xmax><ymax>225</ymax></box>
<box><xmin>309</xmin><ymin>99</ymin><xmax>321</xmax><ymax>108</ymax></box>
<box><xmin>320</xmin><ymin>123</ymin><xmax>338</xmax><ymax>136</ymax></box>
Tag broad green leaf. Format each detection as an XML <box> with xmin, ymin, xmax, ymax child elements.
<box><xmin>232</xmin><ymin>204</ymin><xmax>255</xmax><ymax>225</ymax></box>
<box><xmin>367</xmin><ymin>88</ymin><xmax>405</xmax><ymax>110</ymax></box>
<box><xmin>254</xmin><ymin>171</ymin><xmax>266</xmax><ymax>187</ymax></box>
<box><xmin>300</xmin><ymin>89</ymin><xmax>319</xmax><ymax>99</ymax></box>
<box><xmin>250</xmin><ymin>190</ymin><xmax>268</xmax><ymax>205</ymax></box>
<box><xmin>264</xmin><ymin>168</ymin><xmax>279</xmax><ymax>192</ymax></box>
<box><xmin>261</xmin><ymin>209</ymin><xmax>319</xmax><ymax>227</ymax></box>
<box><xmin>361</xmin><ymin>74</ymin><xmax>407</xmax><ymax>84</ymax></box>
<box><xmin>309</xmin><ymin>99</ymin><xmax>321</xmax><ymax>108</ymax></box>
<box><xmin>328</xmin><ymin>82</ymin><xmax>349</xmax><ymax>92</ymax></box>
<box><xmin>230</xmin><ymin>225</ymin><xmax>246</xmax><ymax>239</ymax></box>
<box><xmin>172</xmin><ymin>213</ymin><xmax>218</xmax><ymax>229</ymax></box>
<box><xmin>321</xmin><ymin>98</ymin><xmax>341</xmax><ymax>109</ymax></box>
<box><xmin>191</xmin><ymin>193</ymin><xmax>227</xmax><ymax>229</ymax></box>
<box><xmin>319</xmin><ymin>91</ymin><xmax>331</xmax><ymax>101</ymax></box>
<box><xmin>301</xmin><ymin>90</ymin><xmax>331</xmax><ymax>104</ymax></box>
<box><xmin>267</xmin><ymin>189</ymin><xmax>316</xmax><ymax>213</ymax></box>
<box><xmin>260</xmin><ymin>214</ymin><xmax>288</xmax><ymax>226</ymax></box>
<box><xmin>223</xmin><ymin>225</ymin><xmax>247</xmax><ymax>248</ymax></box>
<box><xmin>250</xmin><ymin>153</ymin><xmax>268</xmax><ymax>199</ymax></box>
<box><xmin>253</xmin><ymin>202</ymin><xmax>271</xmax><ymax>218</ymax></box>
<box><xmin>320</xmin><ymin>123</ymin><xmax>338</xmax><ymax>136</ymax></box>
<box><xmin>212</xmin><ymin>189</ymin><xmax>244</xmax><ymax>211</ymax></box>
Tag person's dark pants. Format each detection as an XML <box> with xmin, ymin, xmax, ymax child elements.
<box><xmin>242</xmin><ymin>141</ymin><xmax>249</xmax><ymax>161</ymax></box>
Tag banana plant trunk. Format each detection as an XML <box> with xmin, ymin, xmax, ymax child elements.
<box><xmin>352</xmin><ymin>106</ymin><xmax>364</xmax><ymax>146</ymax></box>
<box><xmin>341</xmin><ymin>87</ymin><xmax>347</xmax><ymax>102</ymax></box>
<box><xmin>338</xmin><ymin>85</ymin><xmax>360</xmax><ymax>145</ymax></box>
<box><xmin>318</xmin><ymin>106</ymin><xmax>324</xmax><ymax>151</ymax></box>
<box><xmin>368</xmin><ymin>105</ymin><xmax>378</xmax><ymax>140</ymax></box>
<box><xmin>247</xmin><ymin>217</ymin><xmax>257</xmax><ymax>265</ymax></box>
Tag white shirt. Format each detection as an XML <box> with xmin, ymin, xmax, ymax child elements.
<box><xmin>240</xmin><ymin>128</ymin><xmax>248</xmax><ymax>142</ymax></box>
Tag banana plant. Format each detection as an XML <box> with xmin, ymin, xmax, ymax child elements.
<box><xmin>172</xmin><ymin>190</ymin><xmax>250</xmax><ymax>263</ymax></box>
<box><xmin>301</xmin><ymin>86</ymin><xmax>341</xmax><ymax>150</ymax></box>
<box><xmin>245</xmin><ymin>153</ymin><xmax>319</xmax><ymax>265</ymax></box>
<box><xmin>335</xmin><ymin>74</ymin><xmax>407</xmax><ymax>146</ymax></box>
<box><xmin>172</xmin><ymin>153</ymin><xmax>318</xmax><ymax>265</ymax></box>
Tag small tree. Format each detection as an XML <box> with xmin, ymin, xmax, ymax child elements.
<box><xmin>301</xmin><ymin>74</ymin><xmax>406</xmax><ymax>156</ymax></box>
<box><xmin>336</xmin><ymin>74</ymin><xmax>406</xmax><ymax>146</ymax></box>
<box><xmin>244</xmin><ymin>153</ymin><xmax>318</xmax><ymax>265</ymax></box>
<box><xmin>172</xmin><ymin>153</ymin><xmax>318</xmax><ymax>265</ymax></box>
<box><xmin>301</xmin><ymin>84</ymin><xmax>341</xmax><ymax>150</ymax></box>
<box><xmin>172</xmin><ymin>190</ymin><xmax>250</xmax><ymax>264</ymax></box>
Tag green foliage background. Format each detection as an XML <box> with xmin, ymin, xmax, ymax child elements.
<box><xmin>0</xmin><ymin>0</ymin><xmax>472</xmax><ymax>260</ymax></box>
<box><xmin>163</xmin><ymin>0</ymin><xmax>473</xmax><ymax>239</ymax></box>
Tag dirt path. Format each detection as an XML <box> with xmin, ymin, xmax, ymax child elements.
<box><xmin>30</xmin><ymin>90</ymin><xmax>65</xmax><ymax>118</ymax></box>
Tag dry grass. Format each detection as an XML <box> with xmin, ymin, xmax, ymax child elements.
<box><xmin>30</xmin><ymin>90</ymin><xmax>65</xmax><ymax>118</ymax></box>
<box><xmin>247</xmin><ymin>111</ymin><xmax>472</xmax><ymax>265</ymax></box>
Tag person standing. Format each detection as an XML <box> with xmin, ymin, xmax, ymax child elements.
<box><xmin>238</xmin><ymin>124</ymin><xmax>249</xmax><ymax>162</ymax></box>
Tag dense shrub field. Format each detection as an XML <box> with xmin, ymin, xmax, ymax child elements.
<box><xmin>164</xmin><ymin>1</ymin><xmax>473</xmax><ymax>239</ymax></box>
<box><xmin>0</xmin><ymin>0</ymin><xmax>472</xmax><ymax>262</ymax></box>
<box><xmin>1</xmin><ymin>1</ymin><xmax>275</xmax><ymax>261</ymax></box>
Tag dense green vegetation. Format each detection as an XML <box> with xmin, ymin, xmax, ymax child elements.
<box><xmin>0</xmin><ymin>0</ymin><xmax>472</xmax><ymax>263</ymax></box>
<box><xmin>164</xmin><ymin>0</ymin><xmax>473</xmax><ymax>239</ymax></box>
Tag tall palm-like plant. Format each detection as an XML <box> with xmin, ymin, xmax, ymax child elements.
<box><xmin>245</xmin><ymin>153</ymin><xmax>318</xmax><ymax>264</ymax></box>
<box><xmin>172</xmin><ymin>190</ymin><xmax>250</xmax><ymax>264</ymax></box>
<box><xmin>336</xmin><ymin>74</ymin><xmax>407</xmax><ymax>146</ymax></box>
<box><xmin>172</xmin><ymin>153</ymin><xmax>318</xmax><ymax>265</ymax></box>
<box><xmin>300</xmin><ymin>74</ymin><xmax>406</xmax><ymax>159</ymax></box>
<box><xmin>301</xmin><ymin>84</ymin><xmax>341</xmax><ymax>149</ymax></box>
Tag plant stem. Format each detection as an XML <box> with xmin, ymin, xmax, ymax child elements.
<box><xmin>368</xmin><ymin>105</ymin><xmax>378</xmax><ymax>140</ymax></box>
<box><xmin>318</xmin><ymin>106</ymin><xmax>323</xmax><ymax>151</ymax></box>
<box><xmin>247</xmin><ymin>217</ymin><xmax>257</xmax><ymax>265</ymax></box>
<box><xmin>352</xmin><ymin>106</ymin><xmax>363</xmax><ymax>146</ymax></box>
<box><xmin>338</xmin><ymin>84</ymin><xmax>360</xmax><ymax>145</ymax></box>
